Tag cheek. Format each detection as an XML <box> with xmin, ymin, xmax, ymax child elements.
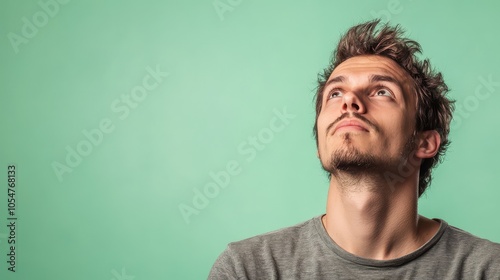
<box><xmin>316</xmin><ymin>112</ymin><xmax>327</xmax><ymax>133</ymax></box>
<box><xmin>394</xmin><ymin>111</ymin><xmax>415</xmax><ymax>136</ymax></box>
<box><xmin>317</xmin><ymin>110</ymin><xmax>334</xmax><ymax>135</ymax></box>
<box><xmin>380</xmin><ymin>114</ymin><xmax>410</xmax><ymax>148</ymax></box>
<box><xmin>316</xmin><ymin>112</ymin><xmax>331</xmax><ymax>148</ymax></box>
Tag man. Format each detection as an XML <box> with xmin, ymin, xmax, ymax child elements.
<box><xmin>208</xmin><ymin>19</ymin><xmax>500</xmax><ymax>279</ymax></box>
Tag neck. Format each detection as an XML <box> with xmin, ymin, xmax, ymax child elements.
<box><xmin>322</xmin><ymin>172</ymin><xmax>438</xmax><ymax>260</ymax></box>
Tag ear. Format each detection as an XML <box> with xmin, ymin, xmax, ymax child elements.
<box><xmin>415</xmin><ymin>130</ymin><xmax>441</xmax><ymax>159</ymax></box>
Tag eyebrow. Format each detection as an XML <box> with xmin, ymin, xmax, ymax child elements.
<box><xmin>322</xmin><ymin>74</ymin><xmax>404</xmax><ymax>98</ymax></box>
<box><xmin>369</xmin><ymin>74</ymin><xmax>402</xmax><ymax>89</ymax></box>
<box><xmin>324</xmin><ymin>75</ymin><xmax>346</xmax><ymax>87</ymax></box>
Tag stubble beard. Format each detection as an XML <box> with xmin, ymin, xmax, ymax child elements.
<box><xmin>321</xmin><ymin>132</ymin><xmax>417</xmax><ymax>190</ymax></box>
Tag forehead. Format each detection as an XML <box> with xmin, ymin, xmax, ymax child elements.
<box><xmin>327</xmin><ymin>54</ymin><xmax>415</xmax><ymax>102</ymax></box>
<box><xmin>327</xmin><ymin>55</ymin><xmax>417</xmax><ymax>106</ymax></box>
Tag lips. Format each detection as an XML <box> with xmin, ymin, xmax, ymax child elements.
<box><xmin>333</xmin><ymin>119</ymin><xmax>369</xmax><ymax>134</ymax></box>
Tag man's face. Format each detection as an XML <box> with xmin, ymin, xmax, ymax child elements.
<box><xmin>317</xmin><ymin>55</ymin><xmax>418</xmax><ymax>175</ymax></box>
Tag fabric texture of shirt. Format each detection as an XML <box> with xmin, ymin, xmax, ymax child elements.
<box><xmin>208</xmin><ymin>215</ymin><xmax>500</xmax><ymax>279</ymax></box>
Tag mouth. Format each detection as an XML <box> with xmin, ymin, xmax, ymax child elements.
<box><xmin>332</xmin><ymin>120</ymin><xmax>369</xmax><ymax>135</ymax></box>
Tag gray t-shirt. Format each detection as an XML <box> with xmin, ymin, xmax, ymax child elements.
<box><xmin>208</xmin><ymin>215</ymin><xmax>500</xmax><ymax>279</ymax></box>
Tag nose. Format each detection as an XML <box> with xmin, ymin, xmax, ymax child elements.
<box><xmin>341</xmin><ymin>92</ymin><xmax>366</xmax><ymax>114</ymax></box>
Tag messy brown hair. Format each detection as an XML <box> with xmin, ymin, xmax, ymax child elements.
<box><xmin>313</xmin><ymin>19</ymin><xmax>455</xmax><ymax>197</ymax></box>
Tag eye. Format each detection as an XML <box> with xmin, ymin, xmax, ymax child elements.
<box><xmin>374</xmin><ymin>89</ymin><xmax>392</xmax><ymax>97</ymax></box>
<box><xmin>328</xmin><ymin>90</ymin><xmax>343</xmax><ymax>99</ymax></box>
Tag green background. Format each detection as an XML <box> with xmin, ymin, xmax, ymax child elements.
<box><xmin>1</xmin><ymin>0</ymin><xmax>499</xmax><ymax>279</ymax></box>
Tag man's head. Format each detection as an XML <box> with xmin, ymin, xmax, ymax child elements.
<box><xmin>313</xmin><ymin>20</ymin><xmax>454</xmax><ymax>197</ymax></box>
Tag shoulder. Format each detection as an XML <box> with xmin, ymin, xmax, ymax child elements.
<box><xmin>227</xmin><ymin>216</ymin><xmax>318</xmax><ymax>253</ymax></box>
<box><xmin>208</xmin><ymin>216</ymin><xmax>321</xmax><ymax>279</ymax></box>
<box><xmin>437</xmin><ymin>221</ymin><xmax>500</xmax><ymax>276</ymax></box>
<box><xmin>444</xmin><ymin>223</ymin><xmax>500</xmax><ymax>255</ymax></box>
<box><xmin>445</xmin><ymin>223</ymin><xmax>500</xmax><ymax>248</ymax></box>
